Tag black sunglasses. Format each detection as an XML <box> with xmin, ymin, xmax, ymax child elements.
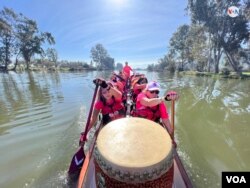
<box><xmin>149</xmin><ymin>90</ymin><xmax>159</xmax><ymax>94</ymax></box>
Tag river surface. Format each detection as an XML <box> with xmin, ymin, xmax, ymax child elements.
<box><xmin>0</xmin><ymin>71</ymin><xmax>249</xmax><ymax>188</ymax></box>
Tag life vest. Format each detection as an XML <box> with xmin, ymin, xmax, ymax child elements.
<box><xmin>102</xmin><ymin>98</ymin><xmax>125</xmax><ymax>125</ymax></box>
<box><xmin>133</xmin><ymin>105</ymin><xmax>161</xmax><ymax>122</ymax></box>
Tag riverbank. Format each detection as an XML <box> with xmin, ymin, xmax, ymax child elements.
<box><xmin>179</xmin><ymin>71</ymin><xmax>250</xmax><ymax>79</ymax></box>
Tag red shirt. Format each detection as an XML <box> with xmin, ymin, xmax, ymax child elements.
<box><xmin>123</xmin><ymin>65</ymin><xmax>132</xmax><ymax>76</ymax></box>
<box><xmin>94</xmin><ymin>98</ymin><xmax>123</xmax><ymax>115</ymax></box>
<box><xmin>136</xmin><ymin>93</ymin><xmax>169</xmax><ymax>119</ymax></box>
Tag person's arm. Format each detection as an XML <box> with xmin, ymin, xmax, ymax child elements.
<box><xmin>140</xmin><ymin>96</ymin><xmax>165</xmax><ymax>107</ymax></box>
<box><xmin>108</xmin><ymin>85</ymin><xmax>122</xmax><ymax>100</ymax></box>
<box><xmin>129</xmin><ymin>66</ymin><xmax>133</xmax><ymax>71</ymax></box>
<box><xmin>133</xmin><ymin>83</ymin><xmax>147</xmax><ymax>90</ymax></box>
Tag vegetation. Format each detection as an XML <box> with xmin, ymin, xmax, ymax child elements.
<box><xmin>0</xmin><ymin>8</ymin><xmax>104</xmax><ymax>72</ymax></box>
<box><xmin>1</xmin><ymin>3</ymin><xmax>249</xmax><ymax>76</ymax></box>
<box><xmin>0</xmin><ymin>7</ymin><xmax>55</xmax><ymax>71</ymax></box>
<box><xmin>148</xmin><ymin>0</ymin><xmax>250</xmax><ymax>76</ymax></box>
<box><xmin>90</xmin><ymin>43</ymin><xmax>115</xmax><ymax>70</ymax></box>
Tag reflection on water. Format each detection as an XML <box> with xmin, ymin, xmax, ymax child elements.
<box><xmin>174</xmin><ymin>75</ymin><xmax>250</xmax><ymax>188</ymax></box>
<box><xmin>0</xmin><ymin>71</ymin><xmax>249</xmax><ymax>188</ymax></box>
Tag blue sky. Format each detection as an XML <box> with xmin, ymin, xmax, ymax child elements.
<box><xmin>0</xmin><ymin>0</ymin><xmax>190</xmax><ymax>68</ymax></box>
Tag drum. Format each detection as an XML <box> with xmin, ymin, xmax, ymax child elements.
<box><xmin>94</xmin><ymin>117</ymin><xmax>174</xmax><ymax>188</ymax></box>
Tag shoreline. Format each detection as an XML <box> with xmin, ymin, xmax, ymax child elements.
<box><xmin>1</xmin><ymin>67</ymin><xmax>250</xmax><ymax>79</ymax></box>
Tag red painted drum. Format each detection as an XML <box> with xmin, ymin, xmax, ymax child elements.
<box><xmin>94</xmin><ymin>117</ymin><xmax>174</xmax><ymax>188</ymax></box>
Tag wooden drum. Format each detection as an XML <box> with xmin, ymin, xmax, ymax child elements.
<box><xmin>94</xmin><ymin>117</ymin><xmax>174</xmax><ymax>188</ymax></box>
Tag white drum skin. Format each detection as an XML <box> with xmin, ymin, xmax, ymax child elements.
<box><xmin>94</xmin><ymin>117</ymin><xmax>174</xmax><ymax>188</ymax></box>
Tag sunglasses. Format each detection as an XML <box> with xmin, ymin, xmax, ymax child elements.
<box><xmin>149</xmin><ymin>90</ymin><xmax>159</xmax><ymax>94</ymax></box>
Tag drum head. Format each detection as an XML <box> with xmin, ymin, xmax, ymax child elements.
<box><xmin>94</xmin><ymin>117</ymin><xmax>173</xmax><ymax>183</ymax></box>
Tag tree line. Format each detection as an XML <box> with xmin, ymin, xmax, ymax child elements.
<box><xmin>148</xmin><ymin>0</ymin><xmax>250</xmax><ymax>74</ymax></box>
<box><xmin>0</xmin><ymin>7</ymin><xmax>57</xmax><ymax>71</ymax></box>
<box><xmin>0</xmin><ymin>7</ymin><xmax>121</xmax><ymax>72</ymax></box>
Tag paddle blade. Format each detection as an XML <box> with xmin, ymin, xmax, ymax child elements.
<box><xmin>68</xmin><ymin>147</ymin><xmax>85</xmax><ymax>174</ymax></box>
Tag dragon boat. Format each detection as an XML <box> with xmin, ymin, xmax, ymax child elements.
<box><xmin>68</xmin><ymin>75</ymin><xmax>193</xmax><ymax>188</ymax></box>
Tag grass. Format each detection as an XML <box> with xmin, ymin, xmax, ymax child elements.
<box><xmin>242</xmin><ymin>72</ymin><xmax>250</xmax><ymax>76</ymax></box>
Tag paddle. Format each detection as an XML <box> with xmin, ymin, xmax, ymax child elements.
<box><xmin>68</xmin><ymin>83</ymin><xmax>99</xmax><ymax>174</ymax></box>
<box><xmin>171</xmin><ymin>100</ymin><xmax>175</xmax><ymax>139</ymax></box>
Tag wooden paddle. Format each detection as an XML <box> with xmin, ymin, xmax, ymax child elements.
<box><xmin>171</xmin><ymin>100</ymin><xmax>175</xmax><ymax>138</ymax></box>
<box><xmin>68</xmin><ymin>83</ymin><xmax>99</xmax><ymax>174</ymax></box>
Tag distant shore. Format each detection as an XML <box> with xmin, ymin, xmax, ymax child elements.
<box><xmin>1</xmin><ymin>64</ymin><xmax>249</xmax><ymax>79</ymax></box>
<box><xmin>179</xmin><ymin>71</ymin><xmax>250</xmax><ymax>79</ymax></box>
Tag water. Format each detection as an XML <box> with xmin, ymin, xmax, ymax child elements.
<box><xmin>0</xmin><ymin>71</ymin><xmax>249</xmax><ymax>188</ymax></box>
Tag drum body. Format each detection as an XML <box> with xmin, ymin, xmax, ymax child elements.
<box><xmin>94</xmin><ymin>117</ymin><xmax>174</xmax><ymax>188</ymax></box>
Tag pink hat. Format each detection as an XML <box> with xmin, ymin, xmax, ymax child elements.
<box><xmin>147</xmin><ymin>81</ymin><xmax>160</xmax><ymax>91</ymax></box>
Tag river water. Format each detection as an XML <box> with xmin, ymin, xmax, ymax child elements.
<box><xmin>0</xmin><ymin>71</ymin><xmax>249</xmax><ymax>188</ymax></box>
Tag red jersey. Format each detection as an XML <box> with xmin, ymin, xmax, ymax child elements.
<box><xmin>123</xmin><ymin>65</ymin><xmax>132</xmax><ymax>76</ymax></box>
<box><xmin>94</xmin><ymin>98</ymin><xmax>125</xmax><ymax>124</ymax></box>
<box><xmin>135</xmin><ymin>93</ymin><xmax>169</xmax><ymax>120</ymax></box>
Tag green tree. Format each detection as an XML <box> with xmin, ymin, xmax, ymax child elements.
<box><xmin>147</xmin><ymin>64</ymin><xmax>156</xmax><ymax>71</ymax></box>
<box><xmin>90</xmin><ymin>43</ymin><xmax>109</xmax><ymax>69</ymax></box>
<box><xmin>90</xmin><ymin>43</ymin><xmax>115</xmax><ymax>69</ymax></box>
<box><xmin>16</xmin><ymin>15</ymin><xmax>55</xmax><ymax>69</ymax></box>
<box><xmin>188</xmin><ymin>25</ymin><xmax>209</xmax><ymax>71</ymax></box>
<box><xmin>102</xmin><ymin>56</ymin><xmax>114</xmax><ymax>69</ymax></box>
<box><xmin>169</xmin><ymin>24</ymin><xmax>193</xmax><ymax>71</ymax></box>
<box><xmin>46</xmin><ymin>48</ymin><xmax>58</xmax><ymax>67</ymax></box>
<box><xmin>188</xmin><ymin>0</ymin><xmax>249</xmax><ymax>73</ymax></box>
<box><xmin>0</xmin><ymin>7</ymin><xmax>17</xmax><ymax>70</ymax></box>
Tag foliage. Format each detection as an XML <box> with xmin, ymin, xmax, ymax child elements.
<box><xmin>147</xmin><ymin>64</ymin><xmax>154</xmax><ymax>71</ymax></box>
<box><xmin>156</xmin><ymin>53</ymin><xmax>176</xmax><ymax>72</ymax></box>
<box><xmin>169</xmin><ymin>24</ymin><xmax>192</xmax><ymax>70</ymax></box>
<box><xmin>0</xmin><ymin>7</ymin><xmax>55</xmax><ymax>71</ymax></box>
<box><xmin>16</xmin><ymin>16</ymin><xmax>55</xmax><ymax>69</ymax></box>
<box><xmin>46</xmin><ymin>48</ymin><xmax>58</xmax><ymax>66</ymax></box>
<box><xmin>188</xmin><ymin>25</ymin><xmax>209</xmax><ymax>72</ymax></box>
<box><xmin>0</xmin><ymin>7</ymin><xmax>18</xmax><ymax>69</ymax></box>
<box><xmin>90</xmin><ymin>43</ymin><xmax>114</xmax><ymax>69</ymax></box>
<box><xmin>187</xmin><ymin>0</ymin><xmax>249</xmax><ymax>73</ymax></box>
<box><xmin>221</xmin><ymin>67</ymin><xmax>230</xmax><ymax>76</ymax></box>
<box><xmin>102</xmin><ymin>56</ymin><xmax>115</xmax><ymax>69</ymax></box>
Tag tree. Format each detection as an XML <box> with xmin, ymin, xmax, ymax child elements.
<box><xmin>102</xmin><ymin>56</ymin><xmax>115</xmax><ymax>69</ymax></box>
<box><xmin>90</xmin><ymin>43</ymin><xmax>109</xmax><ymax>69</ymax></box>
<box><xmin>46</xmin><ymin>48</ymin><xmax>58</xmax><ymax>67</ymax></box>
<box><xmin>0</xmin><ymin>7</ymin><xmax>56</xmax><ymax>71</ymax></box>
<box><xmin>0</xmin><ymin>7</ymin><xmax>18</xmax><ymax>71</ymax></box>
<box><xmin>187</xmin><ymin>25</ymin><xmax>209</xmax><ymax>71</ymax></box>
<box><xmin>169</xmin><ymin>24</ymin><xmax>193</xmax><ymax>71</ymax></box>
<box><xmin>16</xmin><ymin>15</ymin><xmax>55</xmax><ymax>69</ymax></box>
<box><xmin>157</xmin><ymin>51</ymin><xmax>177</xmax><ymax>72</ymax></box>
<box><xmin>147</xmin><ymin>64</ymin><xmax>154</xmax><ymax>71</ymax></box>
<box><xmin>188</xmin><ymin>0</ymin><xmax>249</xmax><ymax>73</ymax></box>
<box><xmin>243</xmin><ymin>0</ymin><xmax>250</xmax><ymax>20</ymax></box>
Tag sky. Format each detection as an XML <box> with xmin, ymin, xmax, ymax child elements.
<box><xmin>0</xmin><ymin>0</ymin><xmax>190</xmax><ymax>68</ymax></box>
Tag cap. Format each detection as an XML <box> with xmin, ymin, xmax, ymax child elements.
<box><xmin>147</xmin><ymin>81</ymin><xmax>160</xmax><ymax>91</ymax></box>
